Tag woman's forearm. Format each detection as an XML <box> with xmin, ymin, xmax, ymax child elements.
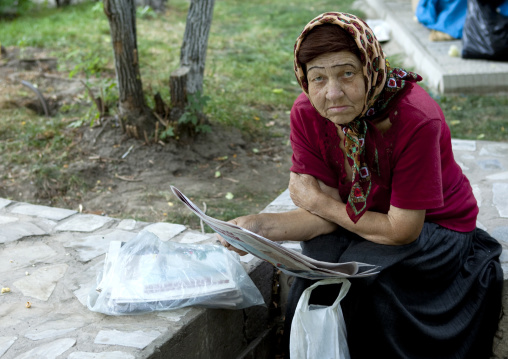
<box><xmin>308</xmin><ymin>193</ymin><xmax>424</xmax><ymax>245</ymax></box>
<box><xmin>256</xmin><ymin>208</ymin><xmax>338</xmax><ymax>242</ymax></box>
<box><xmin>289</xmin><ymin>172</ymin><xmax>425</xmax><ymax>245</ymax></box>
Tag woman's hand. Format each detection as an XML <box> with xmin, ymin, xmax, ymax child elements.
<box><xmin>215</xmin><ymin>214</ymin><xmax>263</xmax><ymax>256</ymax></box>
<box><xmin>218</xmin><ymin>208</ymin><xmax>340</xmax><ymax>245</ymax></box>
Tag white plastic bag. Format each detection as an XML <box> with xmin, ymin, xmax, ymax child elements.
<box><xmin>290</xmin><ymin>278</ymin><xmax>351</xmax><ymax>359</ymax></box>
<box><xmin>87</xmin><ymin>230</ymin><xmax>265</xmax><ymax>315</ymax></box>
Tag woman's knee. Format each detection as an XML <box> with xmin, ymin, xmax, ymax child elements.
<box><xmin>301</xmin><ymin>229</ymin><xmax>354</xmax><ymax>262</ymax></box>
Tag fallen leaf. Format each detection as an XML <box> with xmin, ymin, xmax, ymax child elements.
<box><xmin>225</xmin><ymin>192</ymin><xmax>234</xmax><ymax>200</ymax></box>
<box><xmin>114</xmin><ymin>173</ymin><xmax>142</xmax><ymax>182</ymax></box>
<box><xmin>224</xmin><ymin>177</ymin><xmax>239</xmax><ymax>183</ymax></box>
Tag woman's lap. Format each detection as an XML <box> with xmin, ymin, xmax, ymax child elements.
<box><xmin>283</xmin><ymin>223</ymin><xmax>503</xmax><ymax>359</ymax></box>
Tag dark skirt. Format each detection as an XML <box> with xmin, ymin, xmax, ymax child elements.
<box><xmin>283</xmin><ymin>222</ymin><xmax>503</xmax><ymax>359</ymax></box>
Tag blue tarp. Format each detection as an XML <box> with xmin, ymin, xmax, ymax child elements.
<box><xmin>416</xmin><ymin>0</ymin><xmax>508</xmax><ymax>39</ymax></box>
<box><xmin>499</xmin><ymin>0</ymin><xmax>508</xmax><ymax>16</ymax></box>
<box><xmin>416</xmin><ymin>0</ymin><xmax>468</xmax><ymax>39</ymax></box>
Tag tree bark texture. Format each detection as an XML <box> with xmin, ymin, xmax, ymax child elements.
<box><xmin>180</xmin><ymin>0</ymin><xmax>215</xmax><ymax>94</ymax></box>
<box><xmin>170</xmin><ymin>66</ymin><xmax>189</xmax><ymax>109</ymax></box>
<box><xmin>169</xmin><ymin>66</ymin><xmax>189</xmax><ymax>120</ymax></box>
<box><xmin>104</xmin><ymin>0</ymin><xmax>149</xmax><ymax>129</ymax></box>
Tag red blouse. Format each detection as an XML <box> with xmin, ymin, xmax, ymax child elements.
<box><xmin>290</xmin><ymin>83</ymin><xmax>478</xmax><ymax>232</ymax></box>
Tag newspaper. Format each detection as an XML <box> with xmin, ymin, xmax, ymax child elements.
<box><xmin>171</xmin><ymin>186</ymin><xmax>378</xmax><ymax>279</ymax></box>
<box><xmin>103</xmin><ymin>241</ymin><xmax>238</xmax><ymax>304</ymax></box>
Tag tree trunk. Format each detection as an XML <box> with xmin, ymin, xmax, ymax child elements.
<box><xmin>170</xmin><ymin>66</ymin><xmax>189</xmax><ymax>113</ymax></box>
<box><xmin>104</xmin><ymin>0</ymin><xmax>152</xmax><ymax>133</ymax></box>
<box><xmin>180</xmin><ymin>0</ymin><xmax>215</xmax><ymax>95</ymax></box>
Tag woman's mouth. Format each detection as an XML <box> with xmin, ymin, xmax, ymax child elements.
<box><xmin>327</xmin><ymin>105</ymin><xmax>350</xmax><ymax>113</ymax></box>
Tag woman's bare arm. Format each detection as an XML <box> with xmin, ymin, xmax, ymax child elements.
<box><xmin>289</xmin><ymin>172</ymin><xmax>425</xmax><ymax>245</ymax></box>
<box><xmin>222</xmin><ymin>207</ymin><xmax>338</xmax><ymax>244</ymax></box>
<box><xmin>216</xmin><ymin>178</ymin><xmax>340</xmax><ymax>251</ymax></box>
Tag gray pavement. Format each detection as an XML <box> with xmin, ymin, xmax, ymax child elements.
<box><xmin>364</xmin><ymin>0</ymin><xmax>508</xmax><ymax>94</ymax></box>
<box><xmin>1</xmin><ymin>139</ymin><xmax>508</xmax><ymax>358</ymax></box>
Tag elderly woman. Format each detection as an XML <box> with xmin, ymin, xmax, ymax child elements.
<box><xmin>219</xmin><ymin>12</ymin><xmax>503</xmax><ymax>358</ymax></box>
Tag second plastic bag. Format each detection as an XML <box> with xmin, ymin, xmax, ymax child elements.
<box><xmin>290</xmin><ymin>278</ymin><xmax>351</xmax><ymax>359</ymax></box>
<box><xmin>462</xmin><ymin>0</ymin><xmax>508</xmax><ymax>61</ymax></box>
<box><xmin>87</xmin><ymin>230</ymin><xmax>265</xmax><ymax>315</ymax></box>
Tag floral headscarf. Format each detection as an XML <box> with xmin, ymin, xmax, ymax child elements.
<box><xmin>294</xmin><ymin>12</ymin><xmax>422</xmax><ymax>223</ymax></box>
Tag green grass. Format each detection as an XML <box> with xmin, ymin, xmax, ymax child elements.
<box><xmin>0</xmin><ymin>109</ymin><xmax>72</xmax><ymax>166</ymax></box>
<box><xmin>436</xmin><ymin>94</ymin><xmax>508</xmax><ymax>142</ymax></box>
<box><xmin>0</xmin><ymin>0</ymin><xmax>364</xmax><ymax>212</ymax></box>
<box><xmin>1</xmin><ymin>0</ymin><xmax>365</xmax><ymax>132</ymax></box>
<box><xmin>3</xmin><ymin>0</ymin><xmax>504</xmax><ymax>141</ymax></box>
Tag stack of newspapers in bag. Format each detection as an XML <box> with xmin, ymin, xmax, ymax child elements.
<box><xmin>90</xmin><ymin>235</ymin><xmax>263</xmax><ymax>314</ymax></box>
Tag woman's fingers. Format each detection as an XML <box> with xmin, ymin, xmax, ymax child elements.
<box><xmin>215</xmin><ymin>233</ymin><xmax>248</xmax><ymax>256</ymax></box>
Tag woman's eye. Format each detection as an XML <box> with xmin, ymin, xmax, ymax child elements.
<box><xmin>344</xmin><ymin>71</ymin><xmax>354</xmax><ymax>78</ymax></box>
<box><xmin>312</xmin><ymin>76</ymin><xmax>323</xmax><ymax>82</ymax></box>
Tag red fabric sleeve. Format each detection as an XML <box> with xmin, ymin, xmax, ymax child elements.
<box><xmin>390</xmin><ymin>119</ymin><xmax>444</xmax><ymax>210</ymax></box>
<box><xmin>289</xmin><ymin>93</ymin><xmax>338</xmax><ymax>188</ymax></box>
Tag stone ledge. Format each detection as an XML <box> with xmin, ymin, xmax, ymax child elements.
<box><xmin>0</xmin><ymin>201</ymin><xmax>276</xmax><ymax>359</ymax></box>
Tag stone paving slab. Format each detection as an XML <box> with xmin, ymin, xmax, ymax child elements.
<box><xmin>9</xmin><ymin>203</ymin><xmax>76</xmax><ymax>221</ymax></box>
<box><xmin>365</xmin><ymin>0</ymin><xmax>508</xmax><ymax>94</ymax></box>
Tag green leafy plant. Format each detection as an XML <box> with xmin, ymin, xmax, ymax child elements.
<box><xmin>68</xmin><ymin>51</ymin><xmax>110</xmax><ymax>79</ymax></box>
<box><xmin>159</xmin><ymin>126</ymin><xmax>175</xmax><ymax>140</ymax></box>
<box><xmin>69</xmin><ymin>79</ymin><xmax>118</xmax><ymax>128</ymax></box>
<box><xmin>178</xmin><ymin>92</ymin><xmax>212</xmax><ymax>134</ymax></box>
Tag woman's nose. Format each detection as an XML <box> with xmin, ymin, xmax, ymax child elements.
<box><xmin>325</xmin><ymin>79</ymin><xmax>344</xmax><ymax>100</ymax></box>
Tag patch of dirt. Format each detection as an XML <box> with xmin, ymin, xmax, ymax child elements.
<box><xmin>69</xmin><ymin>119</ymin><xmax>292</xmax><ymax>222</ymax></box>
<box><xmin>0</xmin><ymin>46</ymin><xmax>293</xmax><ymax>227</ymax></box>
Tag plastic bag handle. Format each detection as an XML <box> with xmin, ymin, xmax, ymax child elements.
<box><xmin>295</xmin><ymin>278</ymin><xmax>351</xmax><ymax>313</ymax></box>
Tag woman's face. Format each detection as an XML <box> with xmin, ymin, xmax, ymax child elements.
<box><xmin>306</xmin><ymin>51</ymin><xmax>366</xmax><ymax>125</ymax></box>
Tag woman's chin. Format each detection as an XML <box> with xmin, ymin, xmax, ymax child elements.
<box><xmin>325</xmin><ymin>115</ymin><xmax>355</xmax><ymax>126</ymax></box>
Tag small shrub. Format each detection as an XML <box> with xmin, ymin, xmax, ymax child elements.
<box><xmin>178</xmin><ymin>92</ymin><xmax>211</xmax><ymax>134</ymax></box>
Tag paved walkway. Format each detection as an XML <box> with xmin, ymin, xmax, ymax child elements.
<box><xmin>1</xmin><ymin>139</ymin><xmax>507</xmax><ymax>358</ymax></box>
<box><xmin>365</xmin><ymin>0</ymin><xmax>508</xmax><ymax>94</ymax></box>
